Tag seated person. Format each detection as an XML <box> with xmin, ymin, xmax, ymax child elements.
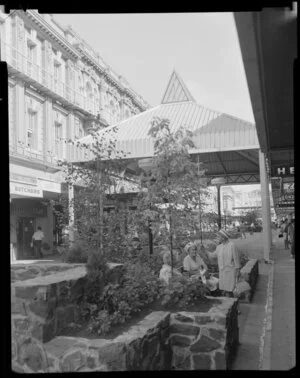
<box><xmin>159</xmin><ymin>251</ymin><xmax>182</xmax><ymax>285</ymax></box>
<box><xmin>183</xmin><ymin>242</ymin><xmax>208</xmax><ymax>277</ymax></box>
<box><xmin>183</xmin><ymin>242</ymin><xmax>219</xmax><ymax>292</ymax></box>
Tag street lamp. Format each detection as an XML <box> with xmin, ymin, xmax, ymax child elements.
<box><xmin>210</xmin><ymin>177</ymin><xmax>227</xmax><ymax>230</ymax></box>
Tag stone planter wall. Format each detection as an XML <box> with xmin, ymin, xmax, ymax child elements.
<box><xmin>11</xmin><ymin>263</ymin><xmax>84</xmax><ymax>283</ymax></box>
<box><xmin>11</xmin><ymin>263</ymin><xmax>239</xmax><ymax>372</ymax></box>
<box><xmin>169</xmin><ymin>297</ymin><xmax>239</xmax><ymax>370</ymax></box>
<box><xmin>11</xmin><ymin>263</ymin><xmax>125</xmax><ymax>343</ymax></box>
<box><xmin>12</xmin><ymin>311</ymin><xmax>171</xmax><ymax>372</ymax></box>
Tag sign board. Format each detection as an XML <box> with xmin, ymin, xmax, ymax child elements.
<box><xmin>10</xmin><ymin>182</ymin><xmax>43</xmax><ymax>197</ymax></box>
<box><xmin>271</xmin><ymin>166</ymin><xmax>294</xmax><ymax>177</ymax></box>
<box><xmin>277</xmin><ymin>203</ymin><xmax>294</xmax><ymax>209</ymax></box>
<box><xmin>271</xmin><ymin>177</ymin><xmax>282</xmax><ymax>191</ymax></box>
<box><xmin>10</xmin><ymin>173</ymin><xmax>37</xmax><ymax>185</ymax></box>
<box><xmin>10</xmin><ymin>199</ymin><xmax>47</xmax><ymax>217</ymax></box>
<box><xmin>38</xmin><ymin>179</ymin><xmax>61</xmax><ymax>193</ymax></box>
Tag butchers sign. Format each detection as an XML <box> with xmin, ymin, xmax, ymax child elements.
<box><xmin>10</xmin><ymin>182</ymin><xmax>43</xmax><ymax>197</ymax></box>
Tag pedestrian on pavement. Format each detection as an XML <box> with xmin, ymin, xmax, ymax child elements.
<box><xmin>207</xmin><ymin>229</ymin><xmax>241</xmax><ymax>297</ymax></box>
<box><xmin>250</xmin><ymin>222</ymin><xmax>255</xmax><ymax>235</ymax></box>
<box><xmin>280</xmin><ymin>219</ymin><xmax>289</xmax><ymax>250</ymax></box>
<box><xmin>240</xmin><ymin>221</ymin><xmax>247</xmax><ymax>239</ymax></box>
<box><xmin>31</xmin><ymin>226</ymin><xmax>44</xmax><ymax>258</ymax></box>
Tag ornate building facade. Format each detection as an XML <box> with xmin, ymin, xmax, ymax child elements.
<box><xmin>1</xmin><ymin>9</ymin><xmax>149</xmax><ymax>259</ymax></box>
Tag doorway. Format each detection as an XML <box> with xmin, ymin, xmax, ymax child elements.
<box><xmin>17</xmin><ymin>217</ymin><xmax>35</xmax><ymax>259</ymax></box>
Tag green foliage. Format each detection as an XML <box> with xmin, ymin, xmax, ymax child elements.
<box><xmin>63</xmin><ymin>240</ymin><xmax>89</xmax><ymax>263</ymax></box>
<box><xmin>242</xmin><ymin>210</ymin><xmax>260</xmax><ymax>225</ymax></box>
<box><xmin>158</xmin><ymin>275</ymin><xmax>208</xmax><ymax>309</ymax></box>
<box><xmin>80</xmin><ymin>263</ymin><xmax>162</xmax><ymax>335</ymax></box>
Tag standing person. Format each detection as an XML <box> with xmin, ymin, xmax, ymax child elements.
<box><xmin>281</xmin><ymin>219</ymin><xmax>289</xmax><ymax>250</ymax></box>
<box><xmin>250</xmin><ymin>222</ymin><xmax>255</xmax><ymax>235</ymax></box>
<box><xmin>207</xmin><ymin>229</ymin><xmax>241</xmax><ymax>297</ymax></box>
<box><xmin>10</xmin><ymin>222</ymin><xmax>17</xmax><ymax>261</ymax></box>
<box><xmin>31</xmin><ymin>226</ymin><xmax>44</xmax><ymax>258</ymax></box>
<box><xmin>240</xmin><ymin>221</ymin><xmax>247</xmax><ymax>239</ymax></box>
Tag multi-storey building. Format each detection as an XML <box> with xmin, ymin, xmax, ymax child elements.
<box><xmin>221</xmin><ymin>186</ymin><xmax>235</xmax><ymax>214</ymax></box>
<box><xmin>2</xmin><ymin>10</ymin><xmax>149</xmax><ymax>260</ymax></box>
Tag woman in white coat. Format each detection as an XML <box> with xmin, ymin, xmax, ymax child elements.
<box><xmin>207</xmin><ymin>229</ymin><xmax>241</xmax><ymax>297</ymax></box>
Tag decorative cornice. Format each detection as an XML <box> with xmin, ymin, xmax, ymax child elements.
<box><xmin>19</xmin><ymin>10</ymin><xmax>81</xmax><ymax>60</ymax></box>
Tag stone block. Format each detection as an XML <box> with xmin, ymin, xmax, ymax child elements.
<box><xmin>96</xmin><ymin>341</ymin><xmax>127</xmax><ymax>371</ymax></box>
<box><xmin>169</xmin><ymin>323</ymin><xmax>200</xmax><ymax>337</ymax></box>
<box><xmin>60</xmin><ymin>349</ymin><xmax>86</xmax><ymax>372</ymax></box>
<box><xmin>209</xmin><ymin>327</ymin><xmax>226</xmax><ymax>342</ymax></box>
<box><xmin>29</xmin><ymin>300</ymin><xmax>51</xmax><ymax>318</ymax></box>
<box><xmin>170</xmin><ymin>334</ymin><xmax>192</xmax><ymax>347</ymax></box>
<box><xmin>69</xmin><ymin>277</ymin><xmax>85</xmax><ymax>302</ymax></box>
<box><xmin>12</xmin><ymin>316</ymin><xmax>30</xmax><ymax>332</ymax></box>
<box><xmin>174</xmin><ymin>313</ymin><xmax>194</xmax><ymax>323</ymax></box>
<box><xmin>42</xmin><ymin>317</ymin><xmax>56</xmax><ymax>343</ymax></box>
<box><xmin>190</xmin><ymin>335</ymin><xmax>221</xmax><ymax>353</ymax></box>
<box><xmin>194</xmin><ymin>315</ymin><xmax>212</xmax><ymax>325</ymax></box>
<box><xmin>192</xmin><ymin>353</ymin><xmax>211</xmax><ymax>370</ymax></box>
<box><xmin>214</xmin><ymin>351</ymin><xmax>226</xmax><ymax>370</ymax></box>
<box><xmin>142</xmin><ymin>334</ymin><xmax>159</xmax><ymax>359</ymax></box>
<box><xmin>18</xmin><ymin>340</ymin><xmax>48</xmax><ymax>372</ymax></box>
<box><xmin>14</xmin><ymin>285</ymin><xmax>39</xmax><ymax>300</ymax></box>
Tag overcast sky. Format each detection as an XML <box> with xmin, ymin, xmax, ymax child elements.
<box><xmin>52</xmin><ymin>12</ymin><xmax>255</xmax><ymax>123</ymax></box>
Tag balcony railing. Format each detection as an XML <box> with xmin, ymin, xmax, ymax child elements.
<box><xmin>2</xmin><ymin>42</ymin><xmax>98</xmax><ymax>116</ymax></box>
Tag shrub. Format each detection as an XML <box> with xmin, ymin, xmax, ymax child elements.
<box><xmin>158</xmin><ymin>275</ymin><xmax>207</xmax><ymax>309</ymax></box>
<box><xmin>63</xmin><ymin>241</ymin><xmax>89</xmax><ymax>263</ymax></box>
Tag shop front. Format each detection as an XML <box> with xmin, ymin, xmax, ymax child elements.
<box><xmin>10</xmin><ymin>199</ymin><xmax>48</xmax><ymax>259</ymax></box>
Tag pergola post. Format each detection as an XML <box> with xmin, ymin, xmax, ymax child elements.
<box><xmin>68</xmin><ymin>183</ymin><xmax>75</xmax><ymax>243</ymax></box>
<box><xmin>259</xmin><ymin>150</ymin><xmax>272</xmax><ymax>261</ymax></box>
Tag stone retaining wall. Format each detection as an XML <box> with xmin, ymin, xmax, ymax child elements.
<box><xmin>169</xmin><ymin>297</ymin><xmax>239</xmax><ymax>370</ymax></box>
<box><xmin>12</xmin><ymin>311</ymin><xmax>171</xmax><ymax>372</ymax></box>
<box><xmin>11</xmin><ymin>263</ymin><xmax>84</xmax><ymax>282</ymax></box>
<box><xmin>11</xmin><ymin>263</ymin><xmax>124</xmax><ymax>343</ymax></box>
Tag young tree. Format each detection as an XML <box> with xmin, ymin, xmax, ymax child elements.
<box><xmin>57</xmin><ymin>126</ymin><xmax>128</xmax><ymax>258</ymax></box>
<box><xmin>133</xmin><ymin>117</ymin><xmax>208</xmax><ymax>275</ymax></box>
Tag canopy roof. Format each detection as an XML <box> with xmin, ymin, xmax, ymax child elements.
<box><xmin>74</xmin><ymin>71</ymin><xmax>260</xmax><ymax>185</ymax></box>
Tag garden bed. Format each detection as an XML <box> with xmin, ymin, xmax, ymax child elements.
<box><xmin>59</xmin><ymin>297</ymin><xmax>222</xmax><ymax>340</ymax></box>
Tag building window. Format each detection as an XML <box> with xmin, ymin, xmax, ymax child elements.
<box><xmin>27</xmin><ymin>110</ymin><xmax>37</xmax><ymax>149</ymax></box>
<box><xmin>54</xmin><ymin>62</ymin><xmax>61</xmax><ymax>81</ymax></box>
<box><xmin>54</xmin><ymin>122</ymin><xmax>63</xmax><ymax>157</ymax></box>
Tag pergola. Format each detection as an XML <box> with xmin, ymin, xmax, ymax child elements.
<box><xmin>234</xmin><ymin>6</ymin><xmax>296</xmax><ymax>258</ymax></box>
<box><xmin>75</xmin><ymin>71</ymin><xmax>262</xmax><ymax>185</ymax></box>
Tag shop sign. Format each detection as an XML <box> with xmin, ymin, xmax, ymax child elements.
<box><xmin>10</xmin><ymin>182</ymin><xmax>43</xmax><ymax>197</ymax></box>
<box><xmin>271</xmin><ymin>166</ymin><xmax>294</xmax><ymax>177</ymax></box>
<box><xmin>10</xmin><ymin>200</ymin><xmax>47</xmax><ymax>217</ymax></box>
<box><xmin>277</xmin><ymin>203</ymin><xmax>294</xmax><ymax>208</ymax></box>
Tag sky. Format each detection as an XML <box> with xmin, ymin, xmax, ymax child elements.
<box><xmin>52</xmin><ymin>12</ymin><xmax>255</xmax><ymax>123</ymax></box>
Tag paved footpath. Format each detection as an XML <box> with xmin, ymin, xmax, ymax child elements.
<box><xmin>231</xmin><ymin>231</ymin><xmax>295</xmax><ymax>370</ymax></box>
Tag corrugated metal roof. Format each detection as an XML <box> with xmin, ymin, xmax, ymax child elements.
<box><xmin>76</xmin><ymin>100</ymin><xmax>259</xmax><ymax>162</ymax></box>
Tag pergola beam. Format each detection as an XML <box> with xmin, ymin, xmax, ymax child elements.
<box><xmin>235</xmin><ymin>150</ymin><xmax>259</xmax><ymax>168</ymax></box>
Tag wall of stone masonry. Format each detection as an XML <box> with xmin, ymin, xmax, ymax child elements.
<box><xmin>11</xmin><ymin>263</ymin><xmax>125</xmax><ymax>345</ymax></box>
<box><xmin>12</xmin><ymin>311</ymin><xmax>172</xmax><ymax>372</ymax></box>
<box><xmin>12</xmin><ymin>296</ymin><xmax>239</xmax><ymax>372</ymax></box>
<box><xmin>169</xmin><ymin>297</ymin><xmax>239</xmax><ymax>370</ymax></box>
